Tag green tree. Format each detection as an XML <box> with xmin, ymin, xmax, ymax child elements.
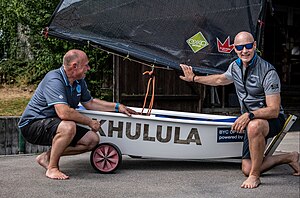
<box><xmin>0</xmin><ymin>0</ymin><xmax>111</xmax><ymax>99</ymax></box>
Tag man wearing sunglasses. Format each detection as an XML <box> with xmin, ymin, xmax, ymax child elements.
<box><xmin>180</xmin><ymin>31</ymin><xmax>299</xmax><ymax>189</ymax></box>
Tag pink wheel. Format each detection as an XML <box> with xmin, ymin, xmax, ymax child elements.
<box><xmin>90</xmin><ymin>143</ymin><xmax>122</xmax><ymax>173</ymax></box>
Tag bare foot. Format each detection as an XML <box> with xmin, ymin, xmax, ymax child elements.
<box><xmin>241</xmin><ymin>175</ymin><xmax>261</xmax><ymax>189</ymax></box>
<box><xmin>36</xmin><ymin>151</ymin><xmax>50</xmax><ymax>170</ymax></box>
<box><xmin>289</xmin><ymin>152</ymin><xmax>300</xmax><ymax>176</ymax></box>
<box><xmin>46</xmin><ymin>168</ymin><xmax>69</xmax><ymax>180</ymax></box>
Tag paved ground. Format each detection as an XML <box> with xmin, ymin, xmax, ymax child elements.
<box><xmin>0</xmin><ymin>132</ymin><xmax>299</xmax><ymax>198</ymax></box>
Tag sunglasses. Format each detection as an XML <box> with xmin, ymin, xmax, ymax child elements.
<box><xmin>235</xmin><ymin>42</ymin><xmax>254</xmax><ymax>51</ymax></box>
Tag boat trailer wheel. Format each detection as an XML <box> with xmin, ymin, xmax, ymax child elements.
<box><xmin>90</xmin><ymin>143</ymin><xmax>122</xmax><ymax>173</ymax></box>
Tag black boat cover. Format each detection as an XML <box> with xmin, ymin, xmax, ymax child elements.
<box><xmin>47</xmin><ymin>0</ymin><xmax>266</xmax><ymax>74</ymax></box>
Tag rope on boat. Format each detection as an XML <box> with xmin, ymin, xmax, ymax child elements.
<box><xmin>141</xmin><ymin>65</ymin><xmax>155</xmax><ymax>115</ymax></box>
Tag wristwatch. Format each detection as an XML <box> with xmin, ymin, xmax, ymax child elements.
<box><xmin>248</xmin><ymin>112</ymin><xmax>255</xmax><ymax>120</ymax></box>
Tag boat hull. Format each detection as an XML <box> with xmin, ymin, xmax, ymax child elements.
<box><xmin>79</xmin><ymin>108</ymin><xmax>243</xmax><ymax>159</ymax></box>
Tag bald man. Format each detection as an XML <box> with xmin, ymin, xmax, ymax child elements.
<box><xmin>19</xmin><ymin>49</ymin><xmax>136</xmax><ymax>180</ymax></box>
<box><xmin>180</xmin><ymin>31</ymin><xmax>299</xmax><ymax>188</ymax></box>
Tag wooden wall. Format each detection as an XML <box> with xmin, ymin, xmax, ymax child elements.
<box><xmin>113</xmin><ymin>56</ymin><xmax>206</xmax><ymax>113</ymax></box>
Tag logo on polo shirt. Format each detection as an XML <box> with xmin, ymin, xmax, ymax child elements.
<box><xmin>271</xmin><ymin>83</ymin><xmax>279</xmax><ymax>89</ymax></box>
<box><xmin>76</xmin><ymin>84</ymin><xmax>81</xmax><ymax>96</ymax></box>
<box><xmin>76</xmin><ymin>85</ymin><xmax>81</xmax><ymax>93</ymax></box>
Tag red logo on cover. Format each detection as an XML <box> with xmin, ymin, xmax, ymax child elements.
<box><xmin>217</xmin><ymin>36</ymin><xmax>234</xmax><ymax>53</ymax></box>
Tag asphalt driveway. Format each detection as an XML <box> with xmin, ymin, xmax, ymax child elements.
<box><xmin>0</xmin><ymin>132</ymin><xmax>299</xmax><ymax>198</ymax></box>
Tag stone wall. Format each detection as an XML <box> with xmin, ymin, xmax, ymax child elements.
<box><xmin>0</xmin><ymin>117</ymin><xmax>49</xmax><ymax>155</ymax></box>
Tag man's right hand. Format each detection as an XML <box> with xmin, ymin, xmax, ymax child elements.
<box><xmin>179</xmin><ymin>64</ymin><xmax>195</xmax><ymax>82</ymax></box>
<box><xmin>88</xmin><ymin>119</ymin><xmax>100</xmax><ymax>132</ymax></box>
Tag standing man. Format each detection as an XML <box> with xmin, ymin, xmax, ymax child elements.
<box><xmin>18</xmin><ymin>49</ymin><xmax>136</xmax><ymax>180</ymax></box>
<box><xmin>180</xmin><ymin>31</ymin><xmax>300</xmax><ymax>188</ymax></box>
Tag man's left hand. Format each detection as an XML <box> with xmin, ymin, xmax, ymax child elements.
<box><xmin>119</xmin><ymin>104</ymin><xmax>138</xmax><ymax>116</ymax></box>
<box><xmin>232</xmin><ymin>113</ymin><xmax>251</xmax><ymax>133</ymax></box>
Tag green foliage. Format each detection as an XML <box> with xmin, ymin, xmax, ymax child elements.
<box><xmin>0</xmin><ymin>0</ymin><xmax>112</xmax><ymax>99</ymax></box>
<box><xmin>84</xmin><ymin>48</ymin><xmax>113</xmax><ymax>100</ymax></box>
<box><xmin>0</xmin><ymin>59</ymin><xmax>31</xmax><ymax>84</ymax></box>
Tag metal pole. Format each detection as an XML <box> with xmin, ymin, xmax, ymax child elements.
<box><xmin>18</xmin><ymin>129</ymin><xmax>25</xmax><ymax>154</ymax></box>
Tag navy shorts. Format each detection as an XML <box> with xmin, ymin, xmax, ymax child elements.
<box><xmin>20</xmin><ymin>117</ymin><xmax>89</xmax><ymax>147</ymax></box>
<box><xmin>242</xmin><ymin>114</ymin><xmax>286</xmax><ymax>159</ymax></box>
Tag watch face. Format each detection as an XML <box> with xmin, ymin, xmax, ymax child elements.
<box><xmin>249</xmin><ymin>112</ymin><xmax>254</xmax><ymax>120</ymax></box>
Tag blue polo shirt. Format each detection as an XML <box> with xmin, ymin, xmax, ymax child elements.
<box><xmin>18</xmin><ymin>66</ymin><xmax>92</xmax><ymax>128</ymax></box>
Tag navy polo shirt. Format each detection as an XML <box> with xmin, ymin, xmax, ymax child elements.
<box><xmin>18</xmin><ymin>66</ymin><xmax>92</xmax><ymax>128</ymax></box>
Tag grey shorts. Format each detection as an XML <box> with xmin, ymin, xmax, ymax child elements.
<box><xmin>20</xmin><ymin>117</ymin><xmax>89</xmax><ymax>146</ymax></box>
<box><xmin>242</xmin><ymin>114</ymin><xmax>286</xmax><ymax>159</ymax></box>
